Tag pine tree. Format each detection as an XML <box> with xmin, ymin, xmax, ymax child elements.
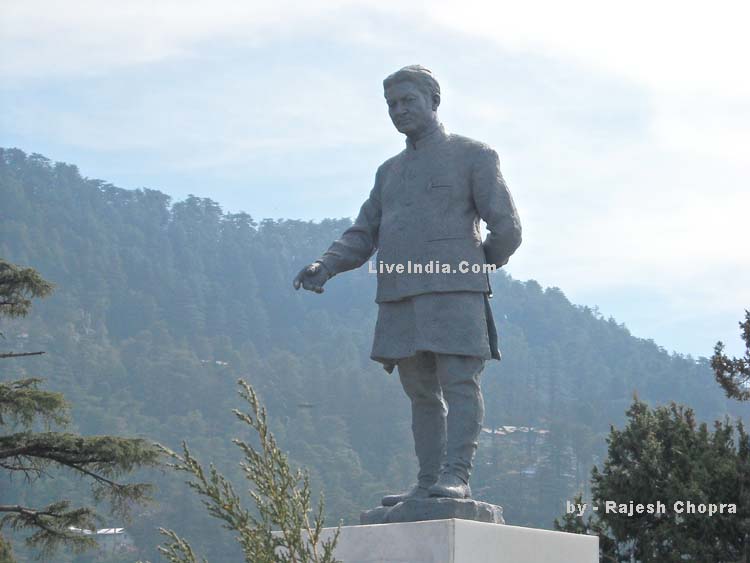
<box><xmin>0</xmin><ymin>259</ymin><xmax>161</xmax><ymax>560</ymax></box>
<box><xmin>0</xmin><ymin>534</ymin><xmax>14</xmax><ymax>563</ymax></box>
<box><xmin>157</xmin><ymin>379</ymin><xmax>340</xmax><ymax>563</ymax></box>
<box><xmin>712</xmin><ymin>310</ymin><xmax>750</xmax><ymax>401</ymax></box>
<box><xmin>558</xmin><ymin>398</ymin><xmax>750</xmax><ymax>562</ymax></box>
<box><xmin>553</xmin><ymin>493</ymin><xmax>617</xmax><ymax>562</ymax></box>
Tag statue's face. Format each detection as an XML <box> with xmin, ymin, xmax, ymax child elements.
<box><xmin>385</xmin><ymin>81</ymin><xmax>436</xmax><ymax>138</ymax></box>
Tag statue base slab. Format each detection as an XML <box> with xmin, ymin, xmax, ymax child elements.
<box><xmin>360</xmin><ymin>497</ymin><xmax>504</xmax><ymax>525</ymax></box>
<box><xmin>321</xmin><ymin>519</ymin><xmax>598</xmax><ymax>563</ymax></box>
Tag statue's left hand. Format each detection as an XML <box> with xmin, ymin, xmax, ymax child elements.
<box><xmin>293</xmin><ymin>262</ymin><xmax>330</xmax><ymax>294</ymax></box>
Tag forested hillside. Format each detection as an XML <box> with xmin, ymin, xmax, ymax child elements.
<box><xmin>1</xmin><ymin>148</ymin><xmax>746</xmax><ymax>561</ymax></box>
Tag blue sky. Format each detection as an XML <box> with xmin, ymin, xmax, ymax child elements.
<box><xmin>1</xmin><ymin>0</ymin><xmax>748</xmax><ymax>358</ymax></box>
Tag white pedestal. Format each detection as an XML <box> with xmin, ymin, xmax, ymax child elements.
<box><xmin>321</xmin><ymin>519</ymin><xmax>598</xmax><ymax>563</ymax></box>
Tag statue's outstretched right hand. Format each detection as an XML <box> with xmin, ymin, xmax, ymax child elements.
<box><xmin>293</xmin><ymin>262</ymin><xmax>330</xmax><ymax>294</ymax></box>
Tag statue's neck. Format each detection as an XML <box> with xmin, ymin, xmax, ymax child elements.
<box><xmin>406</xmin><ymin>121</ymin><xmax>443</xmax><ymax>149</ymax></box>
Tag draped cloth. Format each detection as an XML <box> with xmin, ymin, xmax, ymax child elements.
<box><xmin>371</xmin><ymin>291</ymin><xmax>501</xmax><ymax>373</ymax></box>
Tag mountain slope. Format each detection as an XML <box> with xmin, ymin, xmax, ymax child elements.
<box><xmin>1</xmin><ymin>148</ymin><xmax>745</xmax><ymax>561</ymax></box>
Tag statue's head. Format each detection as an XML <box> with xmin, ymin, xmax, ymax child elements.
<box><xmin>383</xmin><ymin>65</ymin><xmax>441</xmax><ymax>138</ymax></box>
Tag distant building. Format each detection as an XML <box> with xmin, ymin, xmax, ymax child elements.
<box><xmin>68</xmin><ymin>527</ymin><xmax>135</xmax><ymax>554</ymax></box>
<box><xmin>481</xmin><ymin>425</ymin><xmax>549</xmax><ymax>438</ymax></box>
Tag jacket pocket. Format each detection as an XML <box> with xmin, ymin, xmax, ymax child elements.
<box><xmin>429</xmin><ymin>175</ymin><xmax>454</xmax><ymax>189</ymax></box>
<box><xmin>426</xmin><ymin>235</ymin><xmax>466</xmax><ymax>242</ymax></box>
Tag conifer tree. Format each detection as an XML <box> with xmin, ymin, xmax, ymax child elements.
<box><xmin>712</xmin><ymin>310</ymin><xmax>750</xmax><ymax>401</ymax></box>
<box><xmin>557</xmin><ymin>398</ymin><xmax>750</xmax><ymax>562</ymax></box>
<box><xmin>553</xmin><ymin>493</ymin><xmax>617</xmax><ymax>562</ymax></box>
<box><xmin>0</xmin><ymin>259</ymin><xmax>161</xmax><ymax>560</ymax></box>
<box><xmin>158</xmin><ymin>379</ymin><xmax>340</xmax><ymax>563</ymax></box>
<box><xmin>0</xmin><ymin>534</ymin><xmax>13</xmax><ymax>563</ymax></box>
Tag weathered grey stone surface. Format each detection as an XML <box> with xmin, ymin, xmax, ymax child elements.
<box><xmin>361</xmin><ymin>497</ymin><xmax>504</xmax><ymax>525</ymax></box>
<box><xmin>294</xmin><ymin>65</ymin><xmax>524</xmax><ymax>520</ymax></box>
<box><xmin>310</xmin><ymin>519</ymin><xmax>599</xmax><ymax>563</ymax></box>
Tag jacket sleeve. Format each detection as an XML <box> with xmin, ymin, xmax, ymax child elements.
<box><xmin>471</xmin><ymin>147</ymin><xmax>522</xmax><ymax>267</ymax></box>
<box><xmin>318</xmin><ymin>167</ymin><xmax>383</xmax><ymax>276</ymax></box>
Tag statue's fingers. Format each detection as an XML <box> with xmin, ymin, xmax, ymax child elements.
<box><xmin>293</xmin><ymin>267</ymin><xmax>309</xmax><ymax>290</ymax></box>
<box><xmin>301</xmin><ymin>277</ymin><xmax>324</xmax><ymax>294</ymax></box>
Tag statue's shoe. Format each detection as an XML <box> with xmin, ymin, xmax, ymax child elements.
<box><xmin>381</xmin><ymin>484</ymin><xmax>433</xmax><ymax>506</ymax></box>
<box><xmin>428</xmin><ymin>473</ymin><xmax>472</xmax><ymax>499</ymax></box>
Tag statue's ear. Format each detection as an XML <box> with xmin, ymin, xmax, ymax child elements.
<box><xmin>432</xmin><ymin>93</ymin><xmax>441</xmax><ymax>111</ymax></box>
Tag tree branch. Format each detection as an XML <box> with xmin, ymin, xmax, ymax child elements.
<box><xmin>0</xmin><ymin>351</ymin><xmax>45</xmax><ymax>359</ymax></box>
<box><xmin>0</xmin><ymin>503</ymin><xmax>92</xmax><ymax>538</ymax></box>
<box><xmin>0</xmin><ymin>502</ymin><xmax>98</xmax><ymax>556</ymax></box>
<box><xmin>712</xmin><ymin>310</ymin><xmax>750</xmax><ymax>401</ymax></box>
<box><xmin>0</xmin><ymin>432</ymin><xmax>156</xmax><ymax>467</ymax></box>
<box><xmin>0</xmin><ymin>504</ymin><xmax>59</xmax><ymax>517</ymax></box>
<box><xmin>67</xmin><ymin>462</ymin><xmax>123</xmax><ymax>490</ymax></box>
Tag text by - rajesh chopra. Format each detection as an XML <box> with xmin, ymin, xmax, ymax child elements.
<box><xmin>566</xmin><ymin>499</ymin><xmax>737</xmax><ymax>517</ymax></box>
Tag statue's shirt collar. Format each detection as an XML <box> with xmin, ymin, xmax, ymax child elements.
<box><xmin>405</xmin><ymin>123</ymin><xmax>447</xmax><ymax>151</ymax></box>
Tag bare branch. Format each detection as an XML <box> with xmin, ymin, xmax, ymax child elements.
<box><xmin>0</xmin><ymin>351</ymin><xmax>45</xmax><ymax>359</ymax></box>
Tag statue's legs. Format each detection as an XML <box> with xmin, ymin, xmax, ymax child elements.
<box><xmin>381</xmin><ymin>353</ymin><xmax>445</xmax><ymax>506</ymax></box>
<box><xmin>382</xmin><ymin>352</ymin><xmax>485</xmax><ymax>504</ymax></box>
<box><xmin>433</xmin><ymin>354</ymin><xmax>485</xmax><ymax>487</ymax></box>
<box><xmin>398</xmin><ymin>352</ymin><xmax>446</xmax><ymax>488</ymax></box>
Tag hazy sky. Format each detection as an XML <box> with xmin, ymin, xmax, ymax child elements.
<box><xmin>2</xmin><ymin>1</ymin><xmax>748</xmax><ymax>358</ymax></box>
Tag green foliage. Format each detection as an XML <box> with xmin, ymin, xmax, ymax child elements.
<box><xmin>1</xmin><ymin>431</ymin><xmax>158</xmax><ymax>510</ymax></box>
<box><xmin>3</xmin><ymin>147</ymin><xmax>749</xmax><ymax>558</ymax></box>
<box><xmin>159</xmin><ymin>379</ymin><xmax>339</xmax><ymax>563</ymax></box>
<box><xmin>0</xmin><ymin>258</ymin><xmax>161</xmax><ymax>561</ymax></box>
<box><xmin>0</xmin><ymin>259</ymin><xmax>53</xmax><ymax>320</ymax></box>
<box><xmin>553</xmin><ymin>493</ymin><xmax>617</xmax><ymax>562</ymax></box>
<box><xmin>0</xmin><ymin>377</ymin><xmax>67</xmax><ymax>427</ymax></box>
<box><xmin>571</xmin><ymin>398</ymin><xmax>750</xmax><ymax>562</ymax></box>
<box><xmin>712</xmin><ymin>310</ymin><xmax>750</xmax><ymax>401</ymax></box>
<box><xmin>553</xmin><ymin>494</ymin><xmax>590</xmax><ymax>535</ymax></box>
<box><xmin>0</xmin><ymin>534</ymin><xmax>13</xmax><ymax>563</ymax></box>
<box><xmin>155</xmin><ymin>529</ymin><xmax>207</xmax><ymax>563</ymax></box>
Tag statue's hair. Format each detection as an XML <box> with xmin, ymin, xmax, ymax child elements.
<box><xmin>383</xmin><ymin>65</ymin><xmax>440</xmax><ymax>102</ymax></box>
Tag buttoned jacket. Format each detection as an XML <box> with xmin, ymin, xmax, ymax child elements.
<box><xmin>320</xmin><ymin>124</ymin><xmax>522</xmax><ymax>303</ymax></box>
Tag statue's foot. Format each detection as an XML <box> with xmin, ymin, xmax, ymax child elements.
<box><xmin>428</xmin><ymin>473</ymin><xmax>472</xmax><ymax>499</ymax></box>
<box><xmin>381</xmin><ymin>483</ymin><xmax>433</xmax><ymax>507</ymax></box>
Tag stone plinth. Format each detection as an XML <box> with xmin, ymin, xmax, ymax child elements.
<box><xmin>361</xmin><ymin>498</ymin><xmax>504</xmax><ymax>525</ymax></box>
<box><xmin>320</xmin><ymin>519</ymin><xmax>598</xmax><ymax>563</ymax></box>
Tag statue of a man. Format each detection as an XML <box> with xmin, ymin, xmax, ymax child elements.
<box><xmin>294</xmin><ymin>65</ymin><xmax>521</xmax><ymax>504</ymax></box>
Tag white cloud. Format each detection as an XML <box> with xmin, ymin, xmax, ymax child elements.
<box><xmin>5</xmin><ymin>0</ymin><xmax>750</xmax><ymax>96</ymax></box>
<box><xmin>2</xmin><ymin>0</ymin><xmax>748</xmax><ymax>356</ymax></box>
<box><xmin>429</xmin><ymin>1</ymin><xmax>750</xmax><ymax>93</ymax></box>
<box><xmin>0</xmin><ymin>0</ymin><xmax>352</xmax><ymax>77</ymax></box>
